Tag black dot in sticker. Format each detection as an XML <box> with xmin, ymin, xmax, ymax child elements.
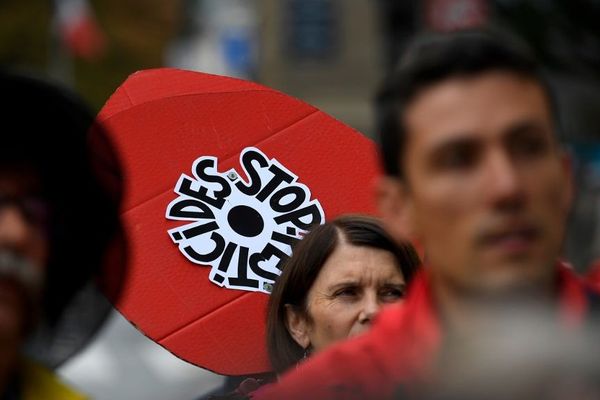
<box><xmin>172</xmin><ymin>231</ymin><xmax>183</xmax><ymax>241</ymax></box>
<box><xmin>227</xmin><ymin>205</ymin><xmax>264</xmax><ymax>237</ymax></box>
<box><xmin>287</xmin><ymin>227</ymin><xmax>296</xmax><ymax>236</ymax></box>
<box><xmin>213</xmin><ymin>274</ymin><xmax>225</xmax><ymax>284</ymax></box>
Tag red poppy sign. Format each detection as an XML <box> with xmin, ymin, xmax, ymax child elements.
<box><xmin>98</xmin><ymin>68</ymin><xmax>381</xmax><ymax>374</ymax></box>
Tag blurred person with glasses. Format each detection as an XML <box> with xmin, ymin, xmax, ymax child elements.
<box><xmin>0</xmin><ymin>71</ymin><xmax>124</xmax><ymax>400</ymax></box>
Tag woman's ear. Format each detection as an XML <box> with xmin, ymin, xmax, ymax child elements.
<box><xmin>284</xmin><ymin>304</ymin><xmax>311</xmax><ymax>349</ymax></box>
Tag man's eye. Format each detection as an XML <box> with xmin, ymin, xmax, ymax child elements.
<box><xmin>506</xmin><ymin>122</ymin><xmax>552</xmax><ymax>160</ymax></box>
<box><xmin>0</xmin><ymin>195</ymin><xmax>50</xmax><ymax>227</ymax></box>
<box><xmin>510</xmin><ymin>133</ymin><xmax>549</xmax><ymax>159</ymax></box>
<box><xmin>21</xmin><ymin>197</ymin><xmax>50</xmax><ymax>225</ymax></box>
<box><xmin>434</xmin><ymin>144</ymin><xmax>478</xmax><ymax>171</ymax></box>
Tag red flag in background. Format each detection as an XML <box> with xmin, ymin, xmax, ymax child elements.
<box><xmin>54</xmin><ymin>0</ymin><xmax>107</xmax><ymax>60</ymax></box>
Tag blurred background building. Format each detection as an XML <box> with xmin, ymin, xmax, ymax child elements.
<box><xmin>1</xmin><ymin>0</ymin><xmax>599</xmax><ymax>399</ymax></box>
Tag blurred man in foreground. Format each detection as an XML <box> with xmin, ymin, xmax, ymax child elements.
<box><xmin>0</xmin><ymin>71</ymin><xmax>123</xmax><ymax>399</ymax></box>
<box><xmin>255</xmin><ymin>29</ymin><xmax>600</xmax><ymax>399</ymax></box>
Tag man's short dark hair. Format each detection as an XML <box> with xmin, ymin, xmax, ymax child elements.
<box><xmin>375</xmin><ymin>28</ymin><xmax>558</xmax><ymax>178</ymax></box>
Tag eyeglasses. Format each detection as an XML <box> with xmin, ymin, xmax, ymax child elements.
<box><xmin>0</xmin><ymin>194</ymin><xmax>50</xmax><ymax>227</ymax></box>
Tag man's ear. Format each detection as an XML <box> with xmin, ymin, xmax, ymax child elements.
<box><xmin>376</xmin><ymin>176</ymin><xmax>415</xmax><ymax>242</ymax></box>
<box><xmin>284</xmin><ymin>304</ymin><xmax>311</xmax><ymax>349</ymax></box>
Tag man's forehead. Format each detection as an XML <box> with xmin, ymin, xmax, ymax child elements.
<box><xmin>401</xmin><ymin>72</ymin><xmax>553</xmax><ymax>154</ymax></box>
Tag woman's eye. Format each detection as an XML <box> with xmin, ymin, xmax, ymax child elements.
<box><xmin>380</xmin><ymin>288</ymin><xmax>404</xmax><ymax>300</ymax></box>
<box><xmin>335</xmin><ymin>287</ymin><xmax>357</xmax><ymax>297</ymax></box>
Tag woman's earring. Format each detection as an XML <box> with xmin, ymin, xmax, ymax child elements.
<box><xmin>303</xmin><ymin>345</ymin><xmax>312</xmax><ymax>360</ymax></box>
<box><xmin>296</xmin><ymin>346</ymin><xmax>312</xmax><ymax>370</ymax></box>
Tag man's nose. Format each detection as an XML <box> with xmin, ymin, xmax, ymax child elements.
<box><xmin>0</xmin><ymin>206</ymin><xmax>32</xmax><ymax>251</ymax></box>
<box><xmin>485</xmin><ymin>150</ymin><xmax>525</xmax><ymax>210</ymax></box>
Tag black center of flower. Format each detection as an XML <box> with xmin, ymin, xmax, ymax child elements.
<box><xmin>227</xmin><ymin>205</ymin><xmax>264</xmax><ymax>237</ymax></box>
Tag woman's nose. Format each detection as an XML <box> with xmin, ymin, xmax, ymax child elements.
<box><xmin>358</xmin><ymin>293</ymin><xmax>381</xmax><ymax>324</ymax></box>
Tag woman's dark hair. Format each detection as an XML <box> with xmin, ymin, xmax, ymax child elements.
<box><xmin>266</xmin><ymin>214</ymin><xmax>421</xmax><ymax>374</ymax></box>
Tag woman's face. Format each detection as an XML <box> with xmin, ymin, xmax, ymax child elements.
<box><xmin>287</xmin><ymin>240</ymin><xmax>406</xmax><ymax>354</ymax></box>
